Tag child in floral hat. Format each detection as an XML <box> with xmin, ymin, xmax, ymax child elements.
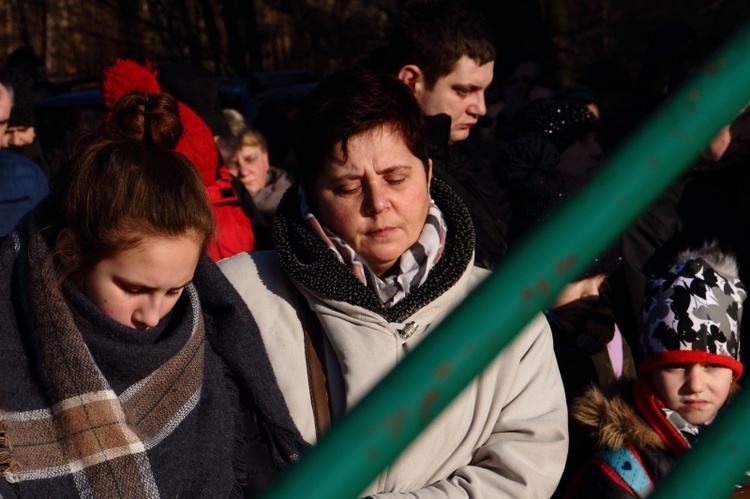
<box><xmin>567</xmin><ymin>242</ymin><xmax>749</xmax><ymax>498</ymax></box>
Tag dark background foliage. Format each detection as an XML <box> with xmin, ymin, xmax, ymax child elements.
<box><xmin>1</xmin><ymin>0</ymin><xmax>749</xmax><ymax>88</ymax></box>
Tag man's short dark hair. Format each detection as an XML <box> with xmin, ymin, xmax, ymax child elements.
<box><xmin>390</xmin><ymin>1</ymin><xmax>495</xmax><ymax>89</ymax></box>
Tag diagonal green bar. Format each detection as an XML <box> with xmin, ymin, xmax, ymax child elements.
<box><xmin>262</xmin><ymin>20</ymin><xmax>750</xmax><ymax>499</ymax></box>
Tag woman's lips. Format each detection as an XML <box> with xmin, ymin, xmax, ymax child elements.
<box><xmin>368</xmin><ymin>227</ymin><xmax>396</xmax><ymax>237</ymax></box>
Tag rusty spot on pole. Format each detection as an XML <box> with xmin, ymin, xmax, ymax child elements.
<box><xmin>522</xmin><ymin>287</ymin><xmax>534</xmax><ymax>300</ymax></box>
<box><xmin>419</xmin><ymin>390</ymin><xmax>440</xmax><ymax>424</ymax></box>
<box><xmin>703</xmin><ymin>57</ymin><xmax>727</xmax><ymax>76</ymax></box>
<box><xmin>648</xmin><ymin>158</ymin><xmax>661</xmax><ymax>169</ymax></box>
<box><xmin>556</xmin><ymin>255</ymin><xmax>578</xmax><ymax>275</ymax></box>
<box><xmin>436</xmin><ymin>363</ymin><xmax>452</xmax><ymax>379</ymax></box>
<box><xmin>386</xmin><ymin>409</ymin><xmax>407</xmax><ymax>435</ymax></box>
<box><xmin>366</xmin><ymin>447</ymin><xmax>379</xmax><ymax>461</ymax></box>
<box><xmin>538</xmin><ymin>279</ymin><xmax>550</xmax><ymax>297</ymax></box>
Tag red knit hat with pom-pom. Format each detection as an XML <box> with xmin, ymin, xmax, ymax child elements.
<box><xmin>100</xmin><ymin>58</ymin><xmax>219</xmax><ymax>187</ymax></box>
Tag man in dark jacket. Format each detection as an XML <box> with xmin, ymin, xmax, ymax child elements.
<box><xmin>369</xmin><ymin>1</ymin><xmax>509</xmax><ymax>269</ymax></box>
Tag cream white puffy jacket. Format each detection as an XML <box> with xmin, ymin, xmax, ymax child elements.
<box><xmin>219</xmin><ymin>179</ymin><xmax>568</xmax><ymax>498</ymax></box>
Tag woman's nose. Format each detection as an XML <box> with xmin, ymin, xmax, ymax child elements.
<box><xmin>133</xmin><ymin>297</ymin><xmax>162</xmax><ymax>330</ymax></box>
<box><xmin>364</xmin><ymin>184</ymin><xmax>389</xmax><ymax>214</ymax></box>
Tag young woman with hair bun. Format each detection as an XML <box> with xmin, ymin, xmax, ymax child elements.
<box><xmin>0</xmin><ymin>91</ymin><xmax>305</xmax><ymax>497</ymax></box>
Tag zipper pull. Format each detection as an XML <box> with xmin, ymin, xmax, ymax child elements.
<box><xmin>398</xmin><ymin>321</ymin><xmax>419</xmax><ymax>340</ymax></box>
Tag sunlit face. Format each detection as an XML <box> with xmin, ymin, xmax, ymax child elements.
<box><xmin>651</xmin><ymin>363</ymin><xmax>734</xmax><ymax>426</ymax></box>
<box><xmin>558</xmin><ymin>130</ymin><xmax>604</xmax><ymax>178</ymax></box>
<box><xmin>2</xmin><ymin>126</ymin><xmax>36</xmax><ymax>148</ymax></box>
<box><xmin>585</xmin><ymin>102</ymin><xmax>600</xmax><ymax>119</ymax></box>
<box><xmin>227</xmin><ymin>144</ymin><xmax>270</xmax><ymax>194</ymax></box>
<box><xmin>415</xmin><ymin>56</ymin><xmax>494</xmax><ymax>144</ymax></box>
<box><xmin>0</xmin><ymin>85</ymin><xmax>11</xmax><ymax>142</ymax></box>
<box><xmin>550</xmin><ymin>274</ymin><xmax>606</xmax><ymax>321</ymax></box>
<box><xmin>311</xmin><ymin>126</ymin><xmax>432</xmax><ymax>277</ymax></box>
<box><xmin>78</xmin><ymin>235</ymin><xmax>202</xmax><ymax>330</ymax></box>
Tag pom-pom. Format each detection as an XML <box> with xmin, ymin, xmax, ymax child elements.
<box><xmin>175</xmin><ymin>102</ymin><xmax>219</xmax><ymax>187</ymax></box>
<box><xmin>100</xmin><ymin>58</ymin><xmax>218</xmax><ymax>186</ymax></box>
<box><xmin>101</xmin><ymin>59</ymin><xmax>162</xmax><ymax>109</ymax></box>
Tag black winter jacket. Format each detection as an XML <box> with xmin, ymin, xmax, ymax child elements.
<box><xmin>426</xmin><ymin>114</ymin><xmax>510</xmax><ymax>270</ymax></box>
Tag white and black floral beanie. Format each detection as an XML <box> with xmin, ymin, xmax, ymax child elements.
<box><xmin>639</xmin><ymin>242</ymin><xmax>747</xmax><ymax>381</ymax></box>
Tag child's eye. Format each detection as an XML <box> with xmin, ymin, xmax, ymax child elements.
<box><xmin>663</xmin><ymin>363</ymin><xmax>686</xmax><ymax>372</ymax></box>
<box><xmin>122</xmin><ymin>285</ymin><xmax>141</xmax><ymax>295</ymax></box>
<box><xmin>166</xmin><ymin>289</ymin><xmax>182</xmax><ymax>297</ymax></box>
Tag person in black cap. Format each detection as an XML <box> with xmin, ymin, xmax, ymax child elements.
<box><xmin>2</xmin><ymin>67</ymin><xmax>52</xmax><ymax>178</ymax></box>
<box><xmin>497</xmin><ymin>131</ymin><xmax>635</xmax><ymax>404</ymax></box>
<box><xmin>496</xmin><ymin>128</ymin><xmax>635</xmax><ymax>498</ymax></box>
<box><xmin>513</xmin><ymin>99</ymin><xmax>604</xmax><ymax>179</ymax></box>
<box><xmin>0</xmin><ymin>70</ymin><xmax>49</xmax><ymax>237</ymax></box>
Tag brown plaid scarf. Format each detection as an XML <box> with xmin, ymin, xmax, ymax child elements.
<box><xmin>0</xmin><ymin>207</ymin><xmax>239</xmax><ymax>498</ymax></box>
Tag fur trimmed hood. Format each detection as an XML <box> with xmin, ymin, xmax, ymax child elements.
<box><xmin>571</xmin><ymin>384</ymin><xmax>666</xmax><ymax>452</ymax></box>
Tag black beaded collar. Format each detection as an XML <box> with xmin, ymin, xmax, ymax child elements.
<box><xmin>273</xmin><ymin>177</ymin><xmax>475</xmax><ymax>323</ymax></box>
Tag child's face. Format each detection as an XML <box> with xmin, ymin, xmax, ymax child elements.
<box><xmin>550</xmin><ymin>274</ymin><xmax>606</xmax><ymax>321</ymax></box>
<box><xmin>81</xmin><ymin>234</ymin><xmax>202</xmax><ymax>330</ymax></box>
<box><xmin>651</xmin><ymin>363</ymin><xmax>734</xmax><ymax>425</ymax></box>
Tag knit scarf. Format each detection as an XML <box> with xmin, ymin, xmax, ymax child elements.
<box><xmin>298</xmin><ymin>186</ymin><xmax>448</xmax><ymax>307</ymax></box>
<box><xmin>0</xmin><ymin>203</ymin><xmax>296</xmax><ymax>498</ymax></box>
<box><xmin>660</xmin><ymin>408</ymin><xmax>701</xmax><ymax>446</ymax></box>
<box><xmin>634</xmin><ymin>379</ymin><xmax>691</xmax><ymax>458</ymax></box>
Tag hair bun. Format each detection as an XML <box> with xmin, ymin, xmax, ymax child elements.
<box><xmin>109</xmin><ymin>92</ymin><xmax>183</xmax><ymax>150</ymax></box>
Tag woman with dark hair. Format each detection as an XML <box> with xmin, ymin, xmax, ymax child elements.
<box><xmin>219</xmin><ymin>69</ymin><xmax>568</xmax><ymax>497</ymax></box>
<box><xmin>0</xmin><ymin>91</ymin><xmax>304</xmax><ymax>497</ymax></box>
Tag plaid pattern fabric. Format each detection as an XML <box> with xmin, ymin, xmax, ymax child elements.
<box><xmin>1</xmin><ymin>216</ymin><xmax>211</xmax><ymax>498</ymax></box>
<box><xmin>2</xmin><ymin>292</ymin><xmax>204</xmax><ymax>496</ymax></box>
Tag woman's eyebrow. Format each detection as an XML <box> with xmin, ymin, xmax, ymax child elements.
<box><xmin>116</xmin><ymin>277</ymin><xmax>193</xmax><ymax>291</ymax></box>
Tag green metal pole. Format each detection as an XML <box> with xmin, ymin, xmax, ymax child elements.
<box><xmin>263</xmin><ymin>21</ymin><xmax>750</xmax><ymax>499</ymax></box>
